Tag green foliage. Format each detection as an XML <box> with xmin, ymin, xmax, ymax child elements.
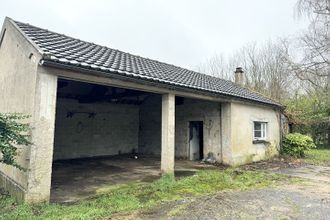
<box><xmin>304</xmin><ymin>148</ymin><xmax>330</xmax><ymax>166</ymax></box>
<box><xmin>281</xmin><ymin>133</ymin><xmax>316</xmax><ymax>157</ymax></box>
<box><xmin>0</xmin><ymin>113</ymin><xmax>31</xmax><ymax>169</ymax></box>
<box><xmin>0</xmin><ymin>169</ymin><xmax>294</xmax><ymax>219</ymax></box>
<box><xmin>284</xmin><ymin>92</ymin><xmax>330</xmax><ymax>126</ymax></box>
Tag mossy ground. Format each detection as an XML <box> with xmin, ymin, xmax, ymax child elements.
<box><xmin>0</xmin><ymin>169</ymin><xmax>294</xmax><ymax>220</ymax></box>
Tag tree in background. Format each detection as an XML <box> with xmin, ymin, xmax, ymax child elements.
<box><xmin>287</xmin><ymin>0</ymin><xmax>329</xmax><ymax>89</ymax></box>
<box><xmin>231</xmin><ymin>41</ymin><xmax>294</xmax><ymax>102</ymax></box>
<box><xmin>0</xmin><ymin>113</ymin><xmax>31</xmax><ymax>170</ymax></box>
<box><xmin>284</xmin><ymin>0</ymin><xmax>330</xmax><ymax>143</ymax></box>
<box><xmin>196</xmin><ymin>54</ymin><xmax>232</xmax><ymax>81</ymax></box>
<box><xmin>196</xmin><ymin>40</ymin><xmax>294</xmax><ymax>102</ymax></box>
<box><xmin>283</xmin><ymin>0</ymin><xmax>329</xmax><ymax>103</ymax></box>
<box><xmin>196</xmin><ymin>0</ymin><xmax>329</xmax><ymax>146</ymax></box>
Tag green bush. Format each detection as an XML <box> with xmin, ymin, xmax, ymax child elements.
<box><xmin>281</xmin><ymin>133</ymin><xmax>316</xmax><ymax>157</ymax></box>
<box><xmin>0</xmin><ymin>113</ymin><xmax>31</xmax><ymax>169</ymax></box>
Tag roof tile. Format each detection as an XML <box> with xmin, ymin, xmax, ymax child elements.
<box><xmin>13</xmin><ymin>20</ymin><xmax>280</xmax><ymax>106</ymax></box>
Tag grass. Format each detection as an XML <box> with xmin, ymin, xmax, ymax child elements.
<box><xmin>0</xmin><ymin>169</ymin><xmax>295</xmax><ymax>220</ymax></box>
<box><xmin>167</xmin><ymin>202</ymin><xmax>190</xmax><ymax>217</ymax></box>
<box><xmin>304</xmin><ymin>148</ymin><xmax>330</xmax><ymax>166</ymax></box>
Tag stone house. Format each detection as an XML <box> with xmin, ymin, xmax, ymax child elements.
<box><xmin>0</xmin><ymin>17</ymin><xmax>283</xmax><ymax>203</ymax></box>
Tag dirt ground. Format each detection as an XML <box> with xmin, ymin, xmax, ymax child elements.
<box><xmin>113</xmin><ymin>160</ymin><xmax>330</xmax><ymax>220</ymax></box>
<box><xmin>50</xmin><ymin>155</ymin><xmax>215</xmax><ymax>203</ymax></box>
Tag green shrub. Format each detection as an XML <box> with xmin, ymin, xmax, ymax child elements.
<box><xmin>281</xmin><ymin>133</ymin><xmax>316</xmax><ymax>157</ymax></box>
<box><xmin>0</xmin><ymin>113</ymin><xmax>31</xmax><ymax>169</ymax></box>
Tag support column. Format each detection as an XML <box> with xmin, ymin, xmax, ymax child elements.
<box><xmin>221</xmin><ymin>102</ymin><xmax>233</xmax><ymax>165</ymax></box>
<box><xmin>161</xmin><ymin>93</ymin><xmax>175</xmax><ymax>174</ymax></box>
<box><xmin>25</xmin><ymin>70</ymin><xmax>58</xmax><ymax>203</ymax></box>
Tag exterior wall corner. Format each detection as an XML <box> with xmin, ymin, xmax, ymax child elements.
<box><xmin>25</xmin><ymin>68</ymin><xmax>58</xmax><ymax>203</ymax></box>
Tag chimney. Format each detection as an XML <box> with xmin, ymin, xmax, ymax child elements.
<box><xmin>234</xmin><ymin>67</ymin><xmax>244</xmax><ymax>86</ymax></box>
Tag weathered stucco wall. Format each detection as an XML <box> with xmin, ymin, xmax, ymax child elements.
<box><xmin>138</xmin><ymin>96</ymin><xmax>222</xmax><ymax>161</ymax></box>
<box><xmin>54</xmin><ymin>99</ymin><xmax>139</xmax><ymax>160</ymax></box>
<box><xmin>176</xmin><ymin>98</ymin><xmax>222</xmax><ymax>161</ymax></box>
<box><xmin>0</xmin><ymin>18</ymin><xmax>41</xmax><ymax>200</ymax></box>
<box><xmin>26</xmin><ymin>67</ymin><xmax>58</xmax><ymax>203</ymax></box>
<box><xmin>225</xmin><ymin>102</ymin><xmax>281</xmax><ymax>165</ymax></box>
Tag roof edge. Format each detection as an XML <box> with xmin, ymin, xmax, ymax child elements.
<box><xmin>5</xmin><ymin>17</ymin><xmax>44</xmax><ymax>56</ymax></box>
<box><xmin>11</xmin><ymin>18</ymin><xmax>283</xmax><ymax>108</ymax></box>
<box><xmin>41</xmin><ymin>59</ymin><xmax>283</xmax><ymax>109</ymax></box>
<box><xmin>11</xmin><ymin>18</ymin><xmax>278</xmax><ymax>101</ymax></box>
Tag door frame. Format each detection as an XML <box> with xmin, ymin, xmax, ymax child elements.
<box><xmin>188</xmin><ymin>120</ymin><xmax>204</xmax><ymax>160</ymax></box>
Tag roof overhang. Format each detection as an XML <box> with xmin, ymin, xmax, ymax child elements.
<box><xmin>41</xmin><ymin>59</ymin><xmax>284</xmax><ymax>110</ymax></box>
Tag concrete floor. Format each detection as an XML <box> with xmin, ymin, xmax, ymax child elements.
<box><xmin>50</xmin><ymin>155</ymin><xmax>215</xmax><ymax>203</ymax></box>
<box><xmin>276</xmin><ymin>165</ymin><xmax>330</xmax><ymax>183</ymax></box>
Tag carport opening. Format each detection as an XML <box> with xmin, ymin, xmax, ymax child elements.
<box><xmin>50</xmin><ymin>79</ymin><xmax>221</xmax><ymax>203</ymax></box>
<box><xmin>50</xmin><ymin>79</ymin><xmax>164</xmax><ymax>202</ymax></box>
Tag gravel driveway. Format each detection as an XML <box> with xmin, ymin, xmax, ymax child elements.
<box><xmin>113</xmin><ymin>165</ymin><xmax>330</xmax><ymax>220</ymax></box>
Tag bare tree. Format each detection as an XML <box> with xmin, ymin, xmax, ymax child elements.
<box><xmin>197</xmin><ymin>40</ymin><xmax>294</xmax><ymax>102</ymax></box>
<box><xmin>285</xmin><ymin>0</ymin><xmax>329</xmax><ymax>90</ymax></box>
<box><xmin>196</xmin><ymin>54</ymin><xmax>232</xmax><ymax>80</ymax></box>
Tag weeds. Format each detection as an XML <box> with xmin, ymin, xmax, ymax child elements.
<box><xmin>0</xmin><ymin>169</ymin><xmax>293</xmax><ymax>220</ymax></box>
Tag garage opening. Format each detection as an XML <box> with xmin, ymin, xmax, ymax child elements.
<box><xmin>50</xmin><ymin>79</ymin><xmax>220</xmax><ymax>202</ymax></box>
<box><xmin>50</xmin><ymin>79</ymin><xmax>215</xmax><ymax>203</ymax></box>
<box><xmin>50</xmin><ymin>79</ymin><xmax>165</xmax><ymax>202</ymax></box>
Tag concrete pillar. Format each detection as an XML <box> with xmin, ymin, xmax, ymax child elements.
<box><xmin>221</xmin><ymin>102</ymin><xmax>233</xmax><ymax>165</ymax></box>
<box><xmin>25</xmin><ymin>71</ymin><xmax>58</xmax><ymax>203</ymax></box>
<box><xmin>161</xmin><ymin>93</ymin><xmax>175</xmax><ymax>174</ymax></box>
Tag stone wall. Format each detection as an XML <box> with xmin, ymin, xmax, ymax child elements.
<box><xmin>54</xmin><ymin>98</ymin><xmax>139</xmax><ymax>160</ymax></box>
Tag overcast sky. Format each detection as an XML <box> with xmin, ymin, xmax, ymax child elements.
<box><xmin>1</xmin><ymin>0</ymin><xmax>308</xmax><ymax>70</ymax></box>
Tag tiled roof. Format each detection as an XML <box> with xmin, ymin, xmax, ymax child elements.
<box><xmin>12</xmin><ymin>19</ymin><xmax>280</xmax><ymax>106</ymax></box>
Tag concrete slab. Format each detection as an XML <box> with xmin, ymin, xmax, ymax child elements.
<box><xmin>50</xmin><ymin>155</ymin><xmax>215</xmax><ymax>203</ymax></box>
<box><xmin>276</xmin><ymin>165</ymin><xmax>330</xmax><ymax>183</ymax></box>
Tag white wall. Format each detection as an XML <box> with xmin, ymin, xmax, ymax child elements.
<box><xmin>224</xmin><ymin>102</ymin><xmax>281</xmax><ymax>165</ymax></box>
<box><xmin>0</xmin><ymin>18</ymin><xmax>40</xmax><ymax>194</ymax></box>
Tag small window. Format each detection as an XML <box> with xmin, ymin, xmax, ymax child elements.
<box><xmin>253</xmin><ymin>121</ymin><xmax>267</xmax><ymax>140</ymax></box>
